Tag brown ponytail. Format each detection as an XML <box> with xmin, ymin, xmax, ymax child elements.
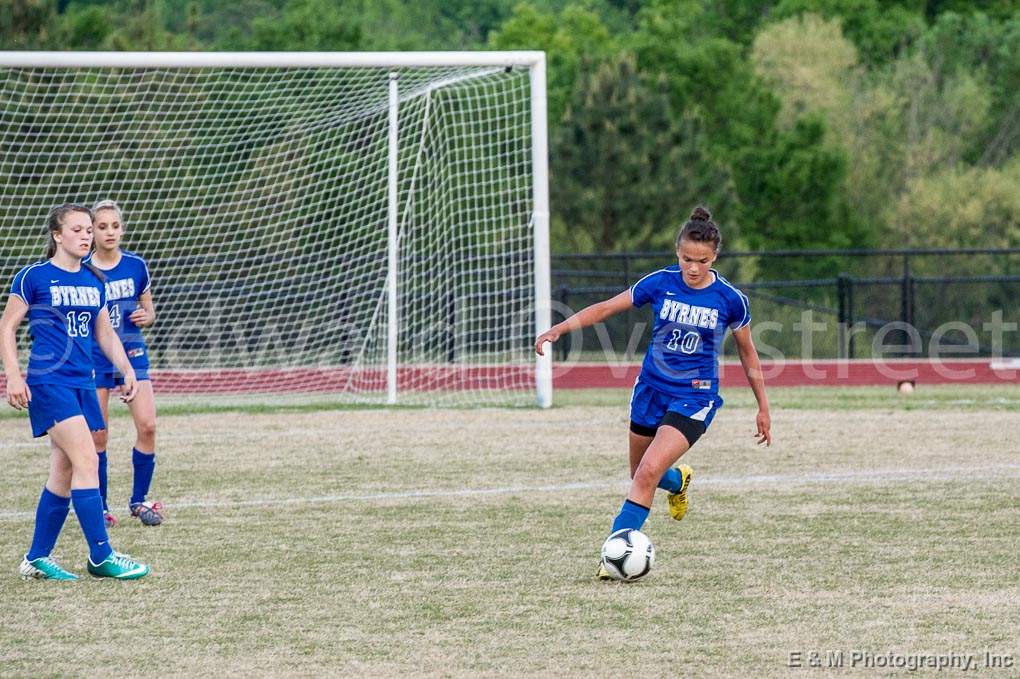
<box><xmin>44</xmin><ymin>203</ymin><xmax>107</xmax><ymax>282</ymax></box>
<box><xmin>83</xmin><ymin>258</ymin><xmax>107</xmax><ymax>283</ymax></box>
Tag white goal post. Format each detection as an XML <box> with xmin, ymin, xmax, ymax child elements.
<box><xmin>0</xmin><ymin>51</ymin><xmax>552</xmax><ymax>408</ymax></box>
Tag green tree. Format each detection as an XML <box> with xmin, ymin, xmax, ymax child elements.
<box><xmin>0</xmin><ymin>0</ymin><xmax>57</xmax><ymax>48</ymax></box>
<box><xmin>350</xmin><ymin>0</ymin><xmax>516</xmax><ymax>49</ymax></box>
<box><xmin>225</xmin><ymin>0</ymin><xmax>364</xmax><ymax>51</ymax></box>
<box><xmin>772</xmin><ymin>0</ymin><xmax>926</xmax><ymax>66</ymax></box>
<box><xmin>845</xmin><ymin>49</ymin><xmax>993</xmax><ymax>228</ymax></box>
<box><xmin>198</xmin><ymin>0</ymin><xmax>276</xmax><ymax>46</ymax></box>
<box><xmin>100</xmin><ymin>0</ymin><xmax>198</xmax><ymax>51</ymax></box>
<box><xmin>752</xmin><ymin>13</ymin><xmax>998</xmax><ymax>245</ymax></box>
<box><xmin>633</xmin><ymin>0</ymin><xmax>864</xmax><ymax>268</ymax></box>
<box><xmin>631</xmin><ymin>0</ymin><xmax>780</xmax><ymax>158</ymax></box>
<box><xmin>50</xmin><ymin>4</ymin><xmax>116</xmax><ymax>49</ymax></box>
<box><xmin>734</xmin><ymin>117</ymin><xmax>857</xmax><ymax>252</ymax></box>
<box><xmin>672</xmin><ymin>0</ymin><xmax>783</xmax><ymax>45</ymax></box>
<box><xmin>752</xmin><ymin>14</ymin><xmax>859</xmax><ymax>134</ymax></box>
<box><xmin>922</xmin><ymin>0</ymin><xmax>1016</xmax><ymax>22</ymax></box>
<box><xmin>552</xmin><ymin>52</ymin><xmax>735</xmax><ymax>252</ymax></box>
<box><xmin>891</xmin><ymin>159</ymin><xmax>1020</xmax><ymax>248</ymax></box>
<box><xmin>922</xmin><ymin>11</ymin><xmax>1020</xmax><ymax>166</ymax></box>
<box><xmin>488</xmin><ymin>2</ymin><xmax>616</xmax><ymax>126</ymax></box>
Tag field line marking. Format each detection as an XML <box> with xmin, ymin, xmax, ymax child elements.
<box><xmin>1</xmin><ymin>464</ymin><xmax>1018</xmax><ymax>521</ymax></box>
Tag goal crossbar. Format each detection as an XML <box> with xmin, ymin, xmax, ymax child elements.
<box><xmin>0</xmin><ymin>51</ymin><xmax>546</xmax><ymax>69</ymax></box>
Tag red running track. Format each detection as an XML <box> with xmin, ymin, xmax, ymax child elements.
<box><xmin>0</xmin><ymin>359</ymin><xmax>1015</xmax><ymax>395</ymax></box>
<box><xmin>552</xmin><ymin>359</ymin><xmax>1020</xmax><ymax>389</ymax></box>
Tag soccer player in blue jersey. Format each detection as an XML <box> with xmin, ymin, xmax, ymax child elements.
<box><xmin>1</xmin><ymin>204</ymin><xmax>150</xmax><ymax>580</ymax></box>
<box><xmin>534</xmin><ymin>207</ymin><xmax>772</xmax><ymax>579</ymax></box>
<box><xmin>85</xmin><ymin>200</ymin><xmax>163</xmax><ymax>527</ymax></box>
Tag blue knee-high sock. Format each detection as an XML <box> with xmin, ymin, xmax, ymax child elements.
<box><xmin>611</xmin><ymin>499</ymin><xmax>651</xmax><ymax>533</ymax></box>
<box><xmin>97</xmin><ymin>451</ymin><xmax>109</xmax><ymax>511</ymax></box>
<box><xmin>657</xmin><ymin>467</ymin><xmax>683</xmax><ymax>493</ymax></box>
<box><xmin>130</xmin><ymin>448</ymin><xmax>155</xmax><ymax>505</ymax></box>
<box><xmin>71</xmin><ymin>488</ymin><xmax>113</xmax><ymax>564</ymax></box>
<box><xmin>26</xmin><ymin>488</ymin><xmax>71</xmax><ymax>561</ymax></box>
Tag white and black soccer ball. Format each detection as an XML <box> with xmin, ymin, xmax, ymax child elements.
<box><xmin>600</xmin><ymin>528</ymin><xmax>655</xmax><ymax>581</ymax></box>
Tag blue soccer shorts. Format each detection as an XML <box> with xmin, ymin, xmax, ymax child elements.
<box><xmin>629</xmin><ymin>379</ymin><xmax>722</xmax><ymax>433</ymax></box>
<box><xmin>27</xmin><ymin>383</ymin><xmax>107</xmax><ymax>438</ymax></box>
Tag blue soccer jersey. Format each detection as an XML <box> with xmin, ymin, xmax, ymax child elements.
<box><xmin>631</xmin><ymin>266</ymin><xmax>750</xmax><ymax>397</ymax></box>
<box><xmin>83</xmin><ymin>250</ymin><xmax>151</xmax><ymax>374</ymax></box>
<box><xmin>10</xmin><ymin>261</ymin><xmax>107</xmax><ymax>388</ymax></box>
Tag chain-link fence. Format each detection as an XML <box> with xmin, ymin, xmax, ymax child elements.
<box><xmin>551</xmin><ymin>248</ymin><xmax>1020</xmax><ymax>361</ymax></box>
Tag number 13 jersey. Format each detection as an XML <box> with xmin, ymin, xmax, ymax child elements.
<box><xmin>10</xmin><ymin>261</ymin><xmax>107</xmax><ymax>388</ymax></box>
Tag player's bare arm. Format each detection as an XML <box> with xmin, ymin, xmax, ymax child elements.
<box><xmin>0</xmin><ymin>295</ymin><xmax>30</xmax><ymax>409</ymax></box>
<box><xmin>534</xmin><ymin>290</ymin><xmax>632</xmax><ymax>355</ymax></box>
<box><xmin>95</xmin><ymin>307</ymin><xmax>138</xmax><ymax>403</ymax></box>
<box><xmin>731</xmin><ymin>324</ymin><xmax>771</xmax><ymax>446</ymax></box>
<box><xmin>129</xmin><ymin>290</ymin><xmax>156</xmax><ymax>328</ymax></box>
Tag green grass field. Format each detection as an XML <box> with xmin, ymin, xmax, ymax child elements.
<box><xmin>1</xmin><ymin>385</ymin><xmax>1018</xmax><ymax>676</ymax></box>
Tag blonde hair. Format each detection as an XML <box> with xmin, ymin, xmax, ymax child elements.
<box><xmin>92</xmin><ymin>199</ymin><xmax>124</xmax><ymax>224</ymax></box>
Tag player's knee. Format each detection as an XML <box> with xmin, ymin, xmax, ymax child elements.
<box><xmin>49</xmin><ymin>454</ymin><xmax>73</xmax><ymax>486</ymax></box>
<box><xmin>55</xmin><ymin>457</ymin><xmax>72</xmax><ymax>479</ymax></box>
<box><xmin>69</xmin><ymin>453</ymin><xmax>99</xmax><ymax>485</ymax></box>
<box><xmin>136</xmin><ymin>419</ymin><xmax>156</xmax><ymax>445</ymax></box>
<box><xmin>92</xmin><ymin>429</ymin><xmax>108</xmax><ymax>451</ymax></box>
<box><xmin>47</xmin><ymin>469</ymin><xmax>72</xmax><ymax>495</ymax></box>
<box><xmin>71</xmin><ymin>452</ymin><xmax>98</xmax><ymax>473</ymax></box>
<box><xmin>631</xmin><ymin>462</ymin><xmax>662</xmax><ymax>491</ymax></box>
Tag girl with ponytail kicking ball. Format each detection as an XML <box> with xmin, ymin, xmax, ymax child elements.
<box><xmin>534</xmin><ymin>207</ymin><xmax>772</xmax><ymax>579</ymax></box>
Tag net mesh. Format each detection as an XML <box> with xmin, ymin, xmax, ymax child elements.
<box><xmin>0</xmin><ymin>63</ymin><xmax>538</xmax><ymax>405</ymax></box>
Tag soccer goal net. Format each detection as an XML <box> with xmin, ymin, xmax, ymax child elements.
<box><xmin>0</xmin><ymin>52</ymin><xmax>552</xmax><ymax>407</ymax></box>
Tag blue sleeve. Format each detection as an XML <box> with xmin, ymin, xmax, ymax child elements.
<box><xmin>10</xmin><ymin>265</ymin><xmax>37</xmax><ymax>305</ymax></box>
<box><xmin>630</xmin><ymin>272</ymin><xmax>659</xmax><ymax>308</ymax></box>
<box><xmin>727</xmin><ymin>287</ymin><xmax>751</xmax><ymax>330</ymax></box>
<box><xmin>138</xmin><ymin>258</ymin><xmax>151</xmax><ymax>294</ymax></box>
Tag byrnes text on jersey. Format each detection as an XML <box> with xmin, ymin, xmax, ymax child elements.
<box><xmin>48</xmin><ymin>285</ymin><xmax>103</xmax><ymax>308</ymax></box>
